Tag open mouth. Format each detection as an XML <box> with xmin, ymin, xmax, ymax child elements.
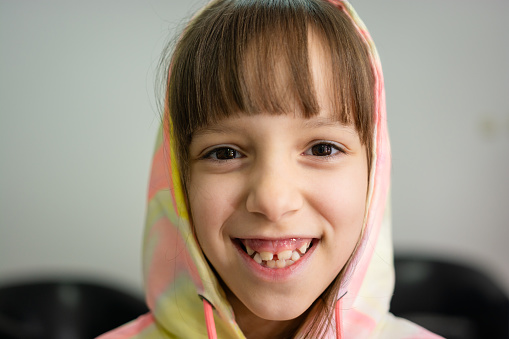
<box><xmin>235</xmin><ymin>238</ymin><xmax>316</xmax><ymax>269</ymax></box>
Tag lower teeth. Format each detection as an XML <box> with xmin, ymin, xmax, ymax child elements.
<box><xmin>264</xmin><ymin>259</ymin><xmax>295</xmax><ymax>268</ymax></box>
<box><xmin>251</xmin><ymin>251</ymin><xmax>306</xmax><ymax>268</ymax></box>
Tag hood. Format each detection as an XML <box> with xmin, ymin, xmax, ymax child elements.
<box><xmin>99</xmin><ymin>1</ymin><xmax>442</xmax><ymax>338</ymax></box>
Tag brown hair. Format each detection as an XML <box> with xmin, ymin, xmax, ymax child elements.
<box><xmin>162</xmin><ymin>0</ymin><xmax>375</xmax><ymax>337</ymax></box>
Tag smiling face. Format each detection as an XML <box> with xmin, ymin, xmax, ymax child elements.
<box><xmin>186</xmin><ymin>33</ymin><xmax>369</xmax><ymax>336</ymax></box>
<box><xmin>188</xmin><ymin>112</ymin><xmax>368</xmax><ymax>316</ymax></box>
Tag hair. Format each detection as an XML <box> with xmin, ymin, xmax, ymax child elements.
<box><xmin>161</xmin><ymin>0</ymin><xmax>375</xmax><ymax>337</ymax></box>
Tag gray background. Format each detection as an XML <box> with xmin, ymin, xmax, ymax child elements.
<box><xmin>1</xmin><ymin>0</ymin><xmax>508</xmax><ymax>295</ymax></box>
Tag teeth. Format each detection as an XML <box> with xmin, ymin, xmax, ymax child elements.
<box><xmin>291</xmin><ymin>250</ymin><xmax>300</xmax><ymax>261</ymax></box>
<box><xmin>299</xmin><ymin>243</ymin><xmax>309</xmax><ymax>254</ymax></box>
<box><xmin>248</xmin><ymin>241</ymin><xmax>313</xmax><ymax>268</ymax></box>
<box><xmin>260</xmin><ymin>252</ymin><xmax>273</xmax><ymax>261</ymax></box>
<box><xmin>277</xmin><ymin>250</ymin><xmax>292</xmax><ymax>261</ymax></box>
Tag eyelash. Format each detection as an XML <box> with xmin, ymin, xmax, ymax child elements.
<box><xmin>202</xmin><ymin>146</ymin><xmax>243</xmax><ymax>161</ymax></box>
<box><xmin>200</xmin><ymin>142</ymin><xmax>345</xmax><ymax>161</ymax></box>
<box><xmin>303</xmin><ymin>141</ymin><xmax>345</xmax><ymax>158</ymax></box>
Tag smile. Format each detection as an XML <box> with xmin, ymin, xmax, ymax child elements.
<box><xmin>236</xmin><ymin>238</ymin><xmax>315</xmax><ymax>269</ymax></box>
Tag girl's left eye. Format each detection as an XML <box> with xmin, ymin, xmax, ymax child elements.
<box><xmin>304</xmin><ymin>142</ymin><xmax>343</xmax><ymax>157</ymax></box>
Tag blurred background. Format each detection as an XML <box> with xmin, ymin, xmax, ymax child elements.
<box><xmin>1</xmin><ymin>0</ymin><xmax>508</xmax><ymax>307</ymax></box>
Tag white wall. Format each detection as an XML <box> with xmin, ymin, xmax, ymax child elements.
<box><xmin>353</xmin><ymin>0</ymin><xmax>509</xmax><ymax>294</ymax></box>
<box><xmin>0</xmin><ymin>0</ymin><xmax>208</xmax><ymax>291</ymax></box>
<box><xmin>1</xmin><ymin>0</ymin><xmax>508</xmax><ymax>295</ymax></box>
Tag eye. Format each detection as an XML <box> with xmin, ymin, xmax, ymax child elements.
<box><xmin>203</xmin><ymin>147</ymin><xmax>243</xmax><ymax>160</ymax></box>
<box><xmin>312</xmin><ymin>144</ymin><xmax>333</xmax><ymax>156</ymax></box>
<box><xmin>304</xmin><ymin>142</ymin><xmax>343</xmax><ymax>157</ymax></box>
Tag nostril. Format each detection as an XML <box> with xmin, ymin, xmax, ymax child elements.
<box><xmin>245</xmin><ymin>172</ymin><xmax>303</xmax><ymax>222</ymax></box>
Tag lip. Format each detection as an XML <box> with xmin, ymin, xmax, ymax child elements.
<box><xmin>232</xmin><ymin>237</ymin><xmax>319</xmax><ymax>282</ymax></box>
<box><xmin>240</xmin><ymin>238</ymin><xmax>313</xmax><ymax>254</ymax></box>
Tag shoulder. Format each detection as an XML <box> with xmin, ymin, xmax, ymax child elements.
<box><xmin>96</xmin><ymin>313</ymin><xmax>174</xmax><ymax>339</ymax></box>
<box><xmin>371</xmin><ymin>313</ymin><xmax>444</xmax><ymax>339</ymax></box>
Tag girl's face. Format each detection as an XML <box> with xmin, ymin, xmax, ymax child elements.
<box><xmin>187</xmin><ymin>38</ymin><xmax>368</xmax><ymax>330</ymax></box>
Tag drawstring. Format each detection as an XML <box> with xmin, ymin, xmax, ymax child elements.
<box><xmin>335</xmin><ymin>292</ymin><xmax>347</xmax><ymax>339</ymax></box>
<box><xmin>203</xmin><ymin>298</ymin><xmax>218</xmax><ymax>339</ymax></box>
<box><xmin>335</xmin><ymin>298</ymin><xmax>342</xmax><ymax>339</ymax></box>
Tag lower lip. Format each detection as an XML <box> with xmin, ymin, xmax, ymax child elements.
<box><xmin>233</xmin><ymin>239</ymin><xmax>318</xmax><ymax>282</ymax></box>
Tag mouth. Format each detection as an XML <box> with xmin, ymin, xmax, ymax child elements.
<box><xmin>234</xmin><ymin>238</ymin><xmax>316</xmax><ymax>269</ymax></box>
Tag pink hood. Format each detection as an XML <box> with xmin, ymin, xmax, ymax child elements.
<box><xmin>99</xmin><ymin>1</ymin><xmax>442</xmax><ymax>338</ymax></box>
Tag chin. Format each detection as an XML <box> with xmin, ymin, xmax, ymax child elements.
<box><xmin>228</xmin><ymin>283</ymin><xmax>316</xmax><ymax>321</ymax></box>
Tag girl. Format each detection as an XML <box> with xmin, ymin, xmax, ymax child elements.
<box><xmin>100</xmin><ymin>0</ymin><xmax>441</xmax><ymax>338</ymax></box>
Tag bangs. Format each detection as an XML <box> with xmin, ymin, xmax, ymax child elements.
<box><xmin>167</xmin><ymin>0</ymin><xmax>374</xmax><ymax>173</ymax></box>
<box><xmin>170</xmin><ymin>1</ymin><xmax>320</xmax><ymax>127</ymax></box>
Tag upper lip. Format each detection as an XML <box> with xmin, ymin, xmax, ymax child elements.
<box><xmin>232</xmin><ymin>236</ymin><xmax>318</xmax><ymax>240</ymax></box>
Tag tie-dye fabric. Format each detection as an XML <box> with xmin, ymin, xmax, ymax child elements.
<box><xmin>98</xmin><ymin>1</ymin><xmax>442</xmax><ymax>338</ymax></box>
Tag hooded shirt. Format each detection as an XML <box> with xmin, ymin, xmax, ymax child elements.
<box><xmin>98</xmin><ymin>1</ymin><xmax>442</xmax><ymax>338</ymax></box>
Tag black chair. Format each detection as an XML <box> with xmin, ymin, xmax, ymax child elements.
<box><xmin>0</xmin><ymin>278</ymin><xmax>148</xmax><ymax>339</ymax></box>
<box><xmin>391</xmin><ymin>255</ymin><xmax>509</xmax><ymax>339</ymax></box>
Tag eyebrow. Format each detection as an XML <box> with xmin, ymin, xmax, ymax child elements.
<box><xmin>192</xmin><ymin>115</ymin><xmax>356</xmax><ymax>137</ymax></box>
<box><xmin>302</xmin><ymin>117</ymin><xmax>340</xmax><ymax>128</ymax></box>
<box><xmin>302</xmin><ymin>117</ymin><xmax>356</xmax><ymax>133</ymax></box>
<box><xmin>192</xmin><ymin>125</ymin><xmax>238</xmax><ymax>138</ymax></box>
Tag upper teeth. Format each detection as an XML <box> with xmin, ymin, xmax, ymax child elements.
<box><xmin>253</xmin><ymin>253</ymin><xmax>262</xmax><ymax>264</ymax></box>
<box><xmin>299</xmin><ymin>243</ymin><xmax>309</xmax><ymax>254</ymax></box>
<box><xmin>277</xmin><ymin>250</ymin><xmax>292</xmax><ymax>260</ymax></box>
<box><xmin>244</xmin><ymin>242</ymin><xmax>311</xmax><ymax>269</ymax></box>
<box><xmin>291</xmin><ymin>251</ymin><xmax>300</xmax><ymax>261</ymax></box>
<box><xmin>260</xmin><ymin>252</ymin><xmax>273</xmax><ymax>261</ymax></box>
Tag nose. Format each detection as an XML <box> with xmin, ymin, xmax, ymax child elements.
<box><xmin>245</xmin><ymin>159</ymin><xmax>303</xmax><ymax>222</ymax></box>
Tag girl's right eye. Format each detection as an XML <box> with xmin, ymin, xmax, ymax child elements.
<box><xmin>203</xmin><ymin>147</ymin><xmax>242</xmax><ymax>160</ymax></box>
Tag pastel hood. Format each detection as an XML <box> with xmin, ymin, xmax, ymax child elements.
<box><xmin>99</xmin><ymin>1</ymin><xmax>442</xmax><ymax>338</ymax></box>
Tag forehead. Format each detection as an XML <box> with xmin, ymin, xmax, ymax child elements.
<box><xmin>192</xmin><ymin>110</ymin><xmax>356</xmax><ymax>140</ymax></box>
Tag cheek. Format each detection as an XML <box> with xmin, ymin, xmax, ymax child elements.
<box><xmin>188</xmin><ymin>178</ymin><xmax>219</xmax><ymax>236</ymax></box>
<box><xmin>314</xmin><ymin>162</ymin><xmax>368</xmax><ymax>246</ymax></box>
<box><xmin>328</xmin><ymin>178</ymin><xmax>366</xmax><ymax>225</ymax></box>
<box><xmin>322</xmin><ymin>160</ymin><xmax>367</xmax><ymax>209</ymax></box>
<box><xmin>187</xmin><ymin>175</ymin><xmax>241</xmax><ymax>251</ymax></box>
